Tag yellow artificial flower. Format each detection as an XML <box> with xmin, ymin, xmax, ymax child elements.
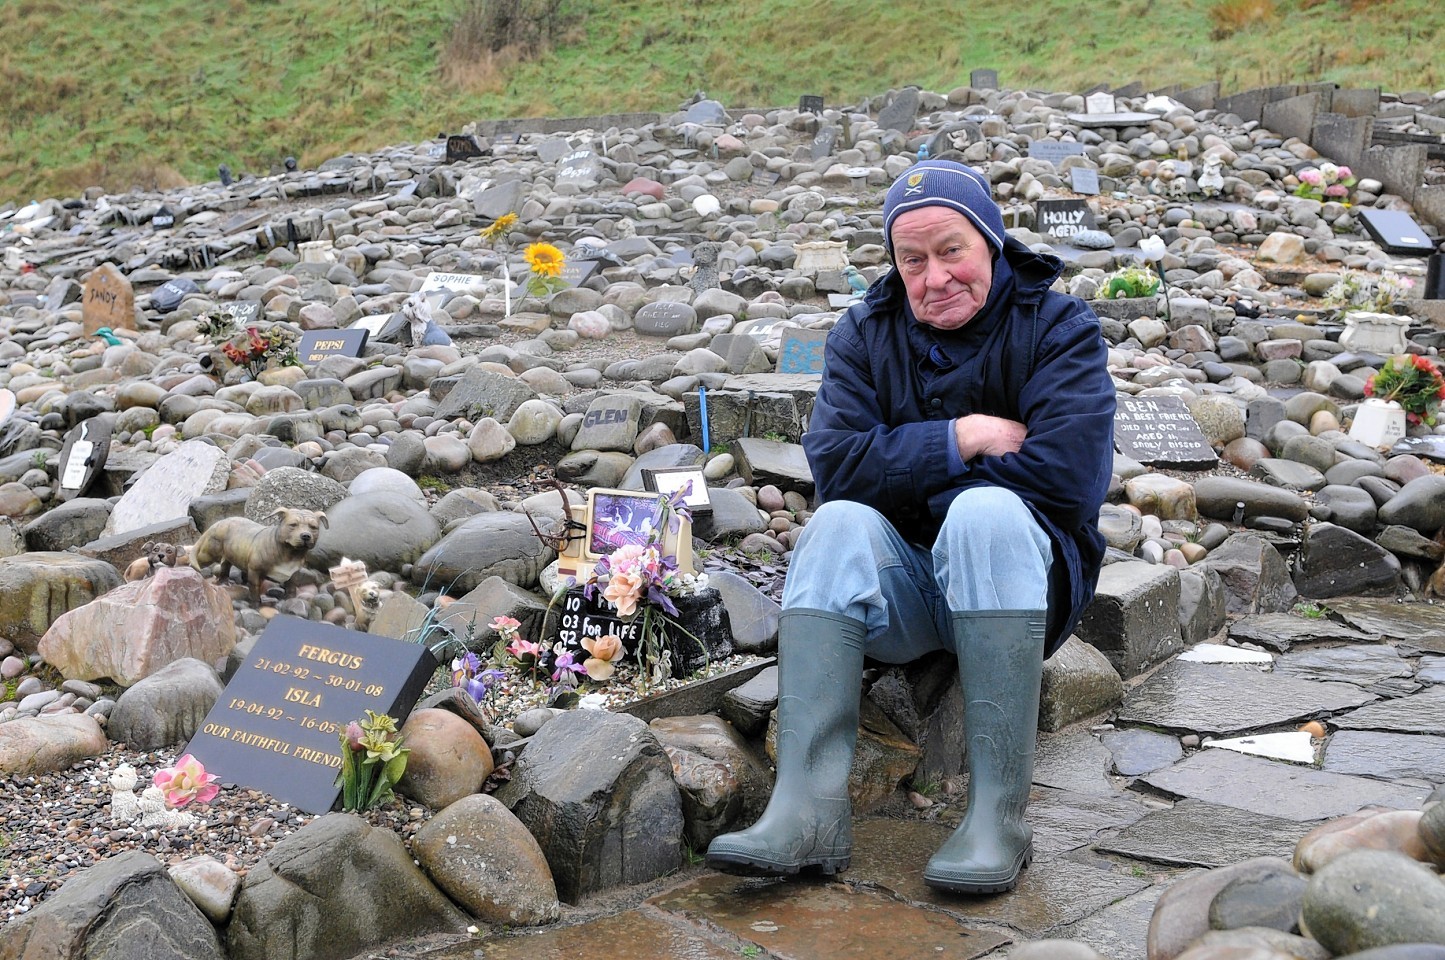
<box><xmin>523</xmin><ymin>242</ymin><xmax>565</xmax><ymax>279</ymax></box>
<box><xmin>480</xmin><ymin>213</ymin><xmax>517</xmax><ymax>242</ymax></box>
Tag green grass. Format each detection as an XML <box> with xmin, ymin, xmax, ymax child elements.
<box><xmin>2</xmin><ymin>0</ymin><xmax>1442</xmax><ymax>206</ymax></box>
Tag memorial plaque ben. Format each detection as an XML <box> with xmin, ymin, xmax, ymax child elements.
<box><xmin>188</xmin><ymin>616</ymin><xmax>436</xmax><ymax>813</ymax></box>
<box><xmin>1114</xmin><ymin>394</ymin><xmax>1218</xmax><ymax>469</ymax></box>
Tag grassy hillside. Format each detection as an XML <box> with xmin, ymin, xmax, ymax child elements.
<box><xmin>1</xmin><ymin>0</ymin><xmax>1442</xmax><ymax>206</ymax></box>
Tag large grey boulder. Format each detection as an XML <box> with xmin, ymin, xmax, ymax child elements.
<box><xmin>1178</xmin><ymin>565</ymin><xmax>1228</xmax><ymax>645</ymax></box>
<box><xmin>494</xmin><ymin>710</ymin><xmax>683</xmax><ymax>903</ymax></box>
<box><xmin>1075</xmin><ymin>561</ymin><xmax>1183</xmax><ymax>678</ymax></box>
<box><xmin>305</xmin><ymin>491</ymin><xmax>440</xmax><ymax>572</ymax></box>
<box><xmin>1039</xmin><ymin>635</ymin><xmax>1125</xmax><ymax>733</ymax></box>
<box><xmin>411</xmin><ymin>512</ymin><xmax>556</xmax><ymax>594</ymax></box>
<box><xmin>1301</xmin><ymin>850</ymin><xmax>1445</xmax><ymax>955</ymax></box>
<box><xmin>411</xmin><ymin>794</ymin><xmax>559</xmax><ymax>926</ymax></box>
<box><xmin>242</xmin><ymin>466</ymin><xmax>348</xmax><ymax>521</ymax></box>
<box><xmin>0</xmin><ymin>552</ymin><xmax>122</xmax><ymax>653</ymax></box>
<box><xmin>0</xmin><ymin>714</ymin><xmax>108</xmax><ymax>777</ymax></box>
<box><xmin>649</xmin><ymin>714</ymin><xmax>773</xmax><ymax>825</ymax></box>
<box><xmin>22</xmin><ymin>498</ymin><xmax>111</xmax><ymax>552</ymax></box>
<box><xmin>0</xmin><ymin>851</ymin><xmax>224</xmax><ymax>960</ymax></box>
<box><xmin>108</xmin><ymin>658</ymin><xmax>223</xmax><ymax>750</ymax></box>
<box><xmin>1194</xmin><ymin>476</ymin><xmax>1309</xmax><ymax>523</ymax></box>
<box><xmin>433</xmin><ymin>366</ymin><xmax>539</xmax><ymax>422</ymax></box>
<box><xmin>1198</xmin><ymin>532</ymin><xmax>1298</xmax><ymax>615</ymax></box>
<box><xmin>226</xmin><ymin>813</ymin><xmax>468</xmax><ymax>960</ymax></box>
<box><xmin>1294</xmin><ymin>522</ymin><xmax>1400</xmax><ymax>598</ymax></box>
<box><xmin>1378</xmin><ymin>474</ymin><xmax>1445</xmax><ymax>534</ymax></box>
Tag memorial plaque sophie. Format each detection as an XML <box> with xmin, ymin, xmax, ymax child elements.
<box><xmin>187</xmin><ymin>616</ymin><xmax>436</xmax><ymax>813</ymax></box>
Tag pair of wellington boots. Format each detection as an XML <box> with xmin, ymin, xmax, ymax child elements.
<box><xmin>706</xmin><ymin>606</ymin><xmax>1045</xmax><ymax>894</ymax></box>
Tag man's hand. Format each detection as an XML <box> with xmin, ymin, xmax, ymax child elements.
<box><xmin>954</xmin><ymin>415</ymin><xmax>1027</xmax><ymax>461</ymax></box>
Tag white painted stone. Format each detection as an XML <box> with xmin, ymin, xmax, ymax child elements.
<box><xmin>1348</xmin><ymin>397</ymin><xmax>1407</xmax><ymax>449</ymax></box>
<box><xmin>1204</xmin><ymin>730</ymin><xmax>1317</xmax><ymax>765</ymax></box>
<box><xmin>1178</xmin><ymin>643</ymin><xmax>1274</xmax><ymax>666</ymax></box>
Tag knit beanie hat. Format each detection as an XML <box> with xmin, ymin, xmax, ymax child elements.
<box><xmin>882</xmin><ymin>160</ymin><xmax>1006</xmax><ymax>258</ymax></box>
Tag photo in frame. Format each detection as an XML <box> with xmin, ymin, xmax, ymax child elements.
<box><xmin>556</xmin><ymin>487</ymin><xmax>696</xmax><ymax>585</ymax></box>
<box><xmin>641</xmin><ymin>466</ymin><xmax>712</xmax><ymax>515</ymax></box>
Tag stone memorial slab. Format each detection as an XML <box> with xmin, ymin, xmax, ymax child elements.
<box><xmin>1113</xmin><ymin>394</ymin><xmax>1218</xmax><ymax>469</ymax></box>
<box><xmin>1116</xmin><ymin>660</ymin><xmax>1375</xmax><ymax>738</ymax></box>
<box><xmin>1206</xmin><ymin>730</ymin><xmax>1317</xmax><ymax>764</ymax></box>
<box><xmin>151</xmin><ymin>277</ymin><xmax>200</xmax><ymax>314</ymax></box>
<box><xmin>847</xmin><ymin>820</ymin><xmax>1148</xmax><ymax>938</ymax></box>
<box><xmin>81</xmin><ymin>263</ymin><xmax>135</xmax><ymax>336</ymax></box>
<box><xmin>810</xmin><ymin>125</ymin><xmax>840</xmax><ymax>161</ymax></box>
<box><xmin>445</xmin><ymin>134</ymin><xmax>486</xmax><ymax>163</ymax></box>
<box><xmin>1332</xmin><ymin>687</ymin><xmax>1445</xmax><ymax>735</ymax></box>
<box><xmin>350</xmin><ymin>314</ymin><xmax>391</xmax><ymax>338</ymax></box>
<box><xmin>570</xmin><ymin>395</ymin><xmax>643</xmax><ymax>453</ymax></box>
<box><xmin>472</xmin><ymin>178</ymin><xmax>525</xmax><ymax>220</ymax></box>
<box><xmin>1095</xmin><ymin>799</ymin><xmax>1307</xmax><ymax>868</ymax></box>
<box><xmin>798</xmin><ymin>94</ymin><xmax>824</xmax><ymax>115</ymax></box>
<box><xmin>556</xmin><ymin>148</ymin><xmax>603</xmax><ymax>185</ymax></box>
<box><xmin>1085</xmin><ymin>91</ymin><xmax>1118</xmax><ymax>114</ymax></box>
<box><xmin>56</xmin><ymin>417</ymin><xmax>113</xmax><ymax>503</ymax></box>
<box><xmin>1325</xmin><ymin>597</ymin><xmax>1445</xmax><ymax>653</ymax></box>
<box><xmin>633</xmin><ymin>301</ymin><xmax>696</xmax><ymax>337</ymax></box>
<box><xmin>1227</xmin><ymin>612</ymin><xmax>1379</xmax><ymax>652</ymax></box>
<box><xmin>1322</xmin><ymin>730</ymin><xmax>1445</xmax><ymax>783</ymax></box>
<box><xmin>187</xmin><ymin>615</ymin><xmax>435</xmax><ymax>813</ymax></box>
<box><xmin>298</xmin><ymin>329</ymin><xmax>369</xmax><ymax>365</ymax></box>
<box><xmin>827</xmin><ymin>292</ymin><xmax>860</xmax><ymax>309</ymax></box>
<box><xmin>1037</xmin><ymin>198</ymin><xmax>1098</xmax><ymax>242</ymax></box>
<box><xmin>649</xmin><ymin>872</ymin><xmax>1008</xmax><ymax>960</ymax></box>
<box><xmin>683</xmin><ymin>99</ymin><xmax>728</xmax><ymax>126</ymax></box>
<box><xmin>970</xmin><ymin>68</ymin><xmax>998</xmax><ymax>89</ymax></box>
<box><xmin>151</xmin><ymin>205</ymin><xmax>175</xmax><ymax>229</ymax></box>
<box><xmin>775</xmin><ymin>328</ymin><xmax>828</xmax><ymax>375</ymax></box>
<box><xmin>218</xmin><ymin>301</ymin><xmax>262</xmax><ymax>326</ymax></box>
<box><xmin>749</xmin><ymin>168</ymin><xmax>781</xmax><ymax>187</ymax></box>
<box><xmin>1357</xmin><ymin>208</ymin><xmax>1433</xmax><ymax>256</ymax></box>
<box><xmin>1027</xmin><ymin>140</ymin><xmax>1087</xmax><ymax>167</ymax></box>
<box><xmin>433</xmin><ymin>366</ymin><xmax>539</xmax><ymax>422</ymax></box>
<box><xmin>102</xmin><ymin>438</ymin><xmax>230</xmax><ymax>537</ymax></box>
<box><xmin>419</xmin><ymin>271</ymin><xmax>487</xmax><ymax>295</ymax></box>
<box><xmin>1274</xmin><ymin>644</ymin><xmax>1412</xmax><ymax>688</ymax></box>
<box><xmin>1140</xmin><ymin>748</ymin><xmax>1431</xmax><ymax>821</ymax></box>
<box><xmin>1070</xmin><ymin>167</ymin><xmax>1100</xmax><ymax>195</ymax></box>
<box><xmin>877</xmin><ymin>87</ymin><xmax>920</xmax><ymax>133</ymax></box>
<box><xmin>1067</xmin><ymin>111</ymin><xmax>1161</xmax><ymax>128</ymax></box>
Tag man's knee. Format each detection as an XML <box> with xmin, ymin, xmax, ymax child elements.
<box><xmin>942</xmin><ymin>486</ymin><xmax>1032</xmax><ymax>537</ymax></box>
<box><xmin>799</xmin><ymin>500</ymin><xmax>891</xmax><ymax>543</ymax></box>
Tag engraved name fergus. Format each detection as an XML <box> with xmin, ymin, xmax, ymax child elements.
<box><xmin>296</xmin><ymin>645</ymin><xmax>364</xmax><ymax>670</ymax></box>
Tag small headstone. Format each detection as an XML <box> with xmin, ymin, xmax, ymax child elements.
<box><xmin>776</xmin><ymin>328</ymin><xmax>828</xmax><ymax>376</ymax></box>
<box><xmin>749</xmin><ymin>169</ymin><xmax>781</xmax><ymax>187</ymax></box>
<box><xmin>1070</xmin><ymin>167</ymin><xmax>1101</xmax><ymax>195</ymax></box>
<box><xmin>556</xmin><ymin>149</ymin><xmax>603</xmax><ymax>185</ymax></box>
<box><xmin>298</xmin><ymin>329</ymin><xmax>369</xmax><ymax>365</ymax></box>
<box><xmin>81</xmin><ymin>263</ymin><xmax>135</xmax><ymax>336</ymax></box>
<box><xmin>571</xmin><ymin>396</ymin><xmax>643</xmax><ymax>453</ymax></box>
<box><xmin>419</xmin><ymin>272</ymin><xmax>487</xmax><ymax>296</ymax></box>
<box><xmin>877</xmin><ymin>87</ymin><xmax>921</xmax><ymax>133</ymax></box>
<box><xmin>689</xmin><ymin>243</ymin><xmax>720</xmax><ymax>296</ymax></box>
<box><xmin>1036</xmin><ymin>199</ymin><xmax>1098</xmax><ymax>241</ymax></box>
<box><xmin>186</xmin><ymin>615</ymin><xmax>436</xmax><ymax>813</ymax></box>
<box><xmin>1085</xmin><ymin>91</ymin><xmax>1118</xmax><ymax>115</ymax></box>
<box><xmin>151</xmin><ymin>278</ymin><xmax>200</xmax><ymax>314</ymax></box>
<box><xmin>219</xmin><ymin>301</ymin><xmax>262</xmax><ymax>327</ymax></box>
<box><xmin>970</xmin><ymin>69</ymin><xmax>998</xmax><ymax>90</ymax></box>
<box><xmin>811</xmin><ymin>126</ymin><xmax>840</xmax><ymax>161</ymax></box>
<box><xmin>151</xmin><ymin>205</ymin><xmax>175</xmax><ymax>229</ymax></box>
<box><xmin>218</xmin><ymin>164</ymin><xmax>233</xmax><ymax>187</ymax></box>
<box><xmin>792</xmin><ymin>241</ymin><xmax>849</xmax><ymax>274</ymax></box>
<box><xmin>798</xmin><ymin>95</ymin><xmax>824</xmax><ymax>115</ymax></box>
<box><xmin>633</xmin><ymin>302</ymin><xmax>696</xmax><ymax>337</ymax></box>
<box><xmin>551</xmin><ymin>586</ymin><xmax>730</xmax><ymax>678</ymax></box>
<box><xmin>445</xmin><ymin>134</ymin><xmax>486</xmax><ymax>163</ymax></box>
<box><xmin>350</xmin><ymin>314</ymin><xmax>391</xmax><ymax>338</ymax></box>
<box><xmin>1027</xmin><ymin>140</ymin><xmax>1088</xmax><ymax>167</ymax></box>
<box><xmin>684</xmin><ymin>99</ymin><xmax>728</xmax><ymax>126</ymax></box>
<box><xmin>56</xmin><ymin>417</ymin><xmax>113</xmax><ymax>503</ymax></box>
<box><xmin>1113</xmin><ymin>394</ymin><xmax>1219</xmax><ymax>469</ymax></box>
<box><xmin>102</xmin><ymin>438</ymin><xmax>231</xmax><ymax>536</ymax></box>
<box><xmin>1357</xmin><ymin>209</ymin><xmax>1433</xmax><ymax>256</ymax></box>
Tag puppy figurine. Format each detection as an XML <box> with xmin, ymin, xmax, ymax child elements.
<box><xmin>1426</xmin><ymin>527</ymin><xmax>1445</xmax><ymax>600</ymax></box>
<box><xmin>124</xmin><ymin>541</ymin><xmax>181</xmax><ymax>582</ymax></box>
<box><xmin>349</xmin><ymin>579</ymin><xmax>384</xmax><ymax>631</ymax></box>
<box><xmin>190</xmin><ymin>508</ymin><xmax>327</xmax><ymax>604</ymax></box>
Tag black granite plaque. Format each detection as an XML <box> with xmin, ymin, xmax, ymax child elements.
<box><xmin>1027</xmin><ymin>140</ymin><xmax>1087</xmax><ymax>167</ymax></box>
<box><xmin>298</xmin><ymin>328</ymin><xmax>368</xmax><ymax>365</ymax></box>
<box><xmin>776</xmin><ymin>328</ymin><xmax>828</xmax><ymax>375</ymax></box>
<box><xmin>971</xmin><ymin>69</ymin><xmax>998</xmax><ymax>90</ymax></box>
<box><xmin>445</xmin><ymin>134</ymin><xmax>486</xmax><ymax>163</ymax></box>
<box><xmin>1357</xmin><ymin>209</ymin><xmax>1433</xmax><ymax>256</ymax></box>
<box><xmin>56</xmin><ymin>416</ymin><xmax>113</xmax><ymax>502</ymax></box>
<box><xmin>1113</xmin><ymin>394</ymin><xmax>1218</xmax><ymax>469</ymax></box>
<box><xmin>187</xmin><ymin>616</ymin><xmax>436</xmax><ymax>814</ymax></box>
<box><xmin>799</xmin><ymin>95</ymin><xmax>824</xmax><ymax>115</ymax></box>
<box><xmin>552</xmin><ymin>587</ymin><xmax>731</xmax><ymax>678</ymax></box>
<box><xmin>1037</xmin><ymin>199</ymin><xmax>1097</xmax><ymax>241</ymax></box>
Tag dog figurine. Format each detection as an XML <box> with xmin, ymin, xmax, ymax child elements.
<box><xmin>124</xmin><ymin>541</ymin><xmax>183</xmax><ymax>583</ymax></box>
<box><xmin>349</xmin><ymin>579</ymin><xmax>384</xmax><ymax>631</ymax></box>
<box><xmin>1426</xmin><ymin>527</ymin><xmax>1445</xmax><ymax>600</ymax></box>
<box><xmin>190</xmin><ymin>508</ymin><xmax>327</xmax><ymax>603</ymax></box>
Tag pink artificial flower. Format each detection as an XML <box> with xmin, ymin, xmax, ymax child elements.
<box><xmin>489</xmin><ymin>615</ymin><xmax>521</xmax><ymax>637</ymax></box>
<box><xmin>603</xmin><ymin>570</ymin><xmax>645</xmax><ymax>618</ymax></box>
<box><xmin>507</xmin><ymin>637</ymin><xmax>543</xmax><ymax>662</ymax></box>
<box><xmin>344</xmin><ymin>721</ymin><xmax>366</xmax><ymax>751</ymax></box>
<box><xmin>1337</xmin><ymin>166</ymin><xmax>1352</xmax><ymax>179</ymax></box>
<box><xmin>153</xmin><ymin>753</ymin><xmax>220</xmax><ymax>808</ymax></box>
<box><xmin>1299</xmin><ymin>169</ymin><xmax>1323</xmax><ymax>186</ymax></box>
<box><xmin>1324</xmin><ymin>184</ymin><xmax>1348</xmax><ymax>198</ymax></box>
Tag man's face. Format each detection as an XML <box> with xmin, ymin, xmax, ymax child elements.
<box><xmin>892</xmin><ymin>206</ymin><xmax>994</xmax><ymax>331</ymax></box>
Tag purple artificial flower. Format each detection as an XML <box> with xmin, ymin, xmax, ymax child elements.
<box><xmin>551</xmin><ymin>651</ymin><xmax>585</xmax><ymax>683</ymax></box>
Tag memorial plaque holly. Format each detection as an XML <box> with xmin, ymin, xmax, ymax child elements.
<box><xmin>1113</xmin><ymin>394</ymin><xmax>1218</xmax><ymax>469</ymax></box>
<box><xmin>552</xmin><ymin>587</ymin><xmax>731</xmax><ymax>678</ymax></box>
<box><xmin>1027</xmin><ymin>140</ymin><xmax>1087</xmax><ymax>167</ymax></box>
<box><xmin>187</xmin><ymin>616</ymin><xmax>436</xmax><ymax>814</ymax></box>
<box><xmin>298</xmin><ymin>328</ymin><xmax>369</xmax><ymax>365</ymax></box>
<box><xmin>1036</xmin><ymin>199</ymin><xmax>1098</xmax><ymax>241</ymax></box>
<box><xmin>776</xmin><ymin>328</ymin><xmax>828</xmax><ymax>375</ymax></box>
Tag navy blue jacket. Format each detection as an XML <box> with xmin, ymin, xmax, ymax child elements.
<box><xmin>805</xmin><ymin>236</ymin><xmax>1116</xmax><ymax>656</ymax></box>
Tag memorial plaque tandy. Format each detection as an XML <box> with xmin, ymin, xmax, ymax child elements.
<box><xmin>187</xmin><ymin>616</ymin><xmax>436</xmax><ymax>813</ymax></box>
<box><xmin>1114</xmin><ymin>394</ymin><xmax>1218</xmax><ymax>469</ymax></box>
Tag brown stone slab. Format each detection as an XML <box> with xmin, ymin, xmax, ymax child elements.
<box><xmin>847</xmin><ymin>819</ymin><xmax>1149</xmax><ymax>938</ymax></box>
<box><xmin>463</xmin><ymin>911</ymin><xmax>740</xmax><ymax>960</ymax></box>
<box><xmin>650</xmin><ymin>873</ymin><xmax>1009</xmax><ymax>959</ymax></box>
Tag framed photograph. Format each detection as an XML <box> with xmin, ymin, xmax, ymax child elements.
<box><xmin>641</xmin><ymin>466</ymin><xmax>712</xmax><ymax>515</ymax></box>
<box><xmin>586</xmin><ymin>491</ymin><xmax>666</xmax><ymax>558</ymax></box>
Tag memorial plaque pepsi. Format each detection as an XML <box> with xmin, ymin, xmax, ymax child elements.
<box><xmin>776</xmin><ymin>328</ymin><xmax>828</xmax><ymax>375</ymax></box>
<box><xmin>1027</xmin><ymin>140</ymin><xmax>1087</xmax><ymax>167</ymax></box>
<box><xmin>187</xmin><ymin>616</ymin><xmax>436</xmax><ymax>814</ymax></box>
<box><xmin>1114</xmin><ymin>394</ymin><xmax>1218</xmax><ymax>469</ymax></box>
<box><xmin>298</xmin><ymin>328</ymin><xmax>369</xmax><ymax>365</ymax></box>
<box><xmin>1037</xmin><ymin>199</ymin><xmax>1098</xmax><ymax>241</ymax></box>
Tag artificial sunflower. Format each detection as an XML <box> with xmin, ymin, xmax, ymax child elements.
<box><xmin>523</xmin><ymin>242</ymin><xmax>565</xmax><ymax>279</ymax></box>
<box><xmin>480</xmin><ymin>213</ymin><xmax>517</xmax><ymax>243</ymax></box>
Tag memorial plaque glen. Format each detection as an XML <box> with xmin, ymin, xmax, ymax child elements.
<box><xmin>1037</xmin><ymin>199</ymin><xmax>1098</xmax><ymax>241</ymax></box>
<box><xmin>298</xmin><ymin>328</ymin><xmax>369</xmax><ymax>365</ymax></box>
<box><xmin>1114</xmin><ymin>394</ymin><xmax>1219</xmax><ymax>469</ymax></box>
<box><xmin>1027</xmin><ymin>140</ymin><xmax>1087</xmax><ymax>167</ymax></box>
<box><xmin>187</xmin><ymin>616</ymin><xmax>437</xmax><ymax>813</ymax></box>
<box><xmin>776</xmin><ymin>328</ymin><xmax>828</xmax><ymax>375</ymax></box>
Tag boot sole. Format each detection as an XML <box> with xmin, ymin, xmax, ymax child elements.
<box><xmin>706</xmin><ymin>851</ymin><xmax>851</xmax><ymax>877</ymax></box>
<box><xmin>922</xmin><ymin>848</ymin><xmax>1032</xmax><ymax>895</ymax></box>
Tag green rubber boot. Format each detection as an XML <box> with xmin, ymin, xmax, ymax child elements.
<box><xmin>706</xmin><ymin>608</ymin><xmax>866</xmax><ymax>876</ymax></box>
<box><xmin>924</xmin><ymin>609</ymin><xmax>1046</xmax><ymax>894</ymax></box>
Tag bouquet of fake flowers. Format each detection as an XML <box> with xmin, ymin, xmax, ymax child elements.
<box><xmin>336</xmin><ymin>709</ymin><xmax>410</xmax><ymax>812</ymax></box>
<box><xmin>1325</xmin><ymin>271</ymin><xmax>1415</xmax><ymax>315</ymax></box>
<box><xmin>1364</xmin><ymin>355</ymin><xmax>1445</xmax><ymax>426</ymax></box>
<box><xmin>221</xmin><ymin>325</ymin><xmax>300</xmax><ymax>378</ymax></box>
<box><xmin>1294</xmin><ymin>162</ymin><xmax>1355</xmax><ymax>203</ymax></box>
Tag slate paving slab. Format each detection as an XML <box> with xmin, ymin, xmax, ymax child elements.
<box><xmin>1330</xmin><ymin>686</ymin><xmax>1445</xmax><ymax>735</ymax></box>
<box><xmin>1027</xmin><ymin>785</ymin><xmax>1154</xmax><ymax>857</ymax></box>
<box><xmin>1324</xmin><ymin>598</ymin><xmax>1445</xmax><ymax>653</ymax></box>
<box><xmin>1420</xmin><ymin>655</ymin><xmax>1445</xmax><ymax>685</ymax></box>
<box><xmin>1116</xmin><ymin>661</ymin><xmax>1376</xmax><ymax>738</ymax></box>
<box><xmin>846</xmin><ymin>820</ymin><xmax>1149</xmax><ymax>939</ymax></box>
<box><xmin>648</xmin><ymin>873</ymin><xmax>1009</xmax><ymax>959</ymax></box>
<box><xmin>1227</xmin><ymin>613</ymin><xmax>1379</xmax><ymax>651</ymax></box>
<box><xmin>1273</xmin><ymin>643</ymin><xmax>1415</xmax><ymax>688</ymax></box>
<box><xmin>1046</xmin><ymin>881</ymin><xmax>1173</xmax><ymax>960</ymax></box>
<box><xmin>1034</xmin><ymin>731</ymin><xmax>1117</xmax><ymax>796</ymax></box>
<box><xmin>1322</xmin><ymin>730</ymin><xmax>1445</xmax><ymax>783</ymax></box>
<box><xmin>1100</xmin><ymin>728</ymin><xmax>1184</xmax><ymax>777</ymax></box>
<box><xmin>1138</xmin><ymin>748</ymin><xmax>1432</xmax><ymax>821</ymax></box>
<box><xmin>459</xmin><ymin>910</ymin><xmax>742</xmax><ymax>960</ymax></box>
<box><xmin>1094</xmin><ymin>798</ymin><xmax>1309</xmax><ymax>868</ymax></box>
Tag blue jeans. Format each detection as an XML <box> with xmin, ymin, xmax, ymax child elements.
<box><xmin>782</xmin><ymin>488</ymin><xmax>1053</xmax><ymax>664</ymax></box>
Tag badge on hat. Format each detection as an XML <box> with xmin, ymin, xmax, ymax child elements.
<box><xmin>904</xmin><ymin>171</ymin><xmax>926</xmax><ymax>197</ymax></box>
